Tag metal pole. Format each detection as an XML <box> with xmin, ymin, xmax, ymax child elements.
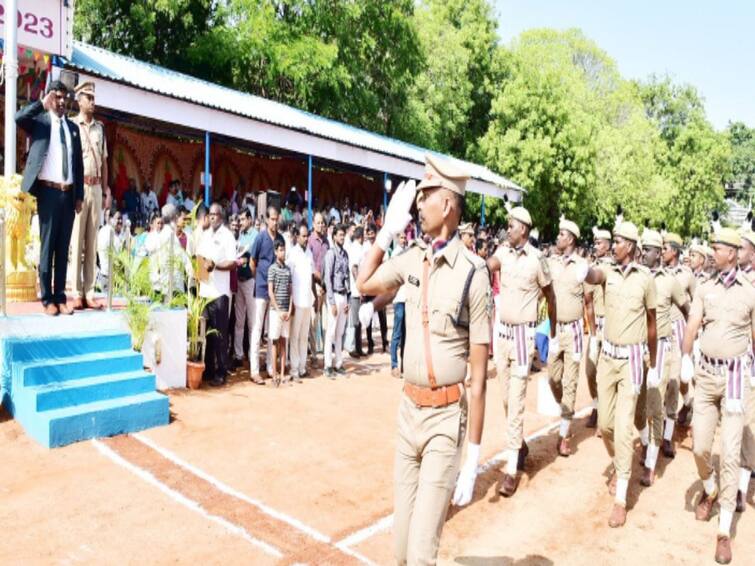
<box><xmin>0</xmin><ymin>210</ymin><xmax>6</xmax><ymax>317</ymax></box>
<box><xmin>106</xmin><ymin>228</ymin><xmax>114</xmax><ymax>311</ymax></box>
<box><xmin>167</xmin><ymin>229</ymin><xmax>174</xmax><ymax>303</ymax></box>
<box><xmin>204</xmin><ymin>132</ymin><xmax>211</xmax><ymax>206</ymax></box>
<box><xmin>383</xmin><ymin>172</ymin><xmax>388</xmax><ymax>211</ymax></box>
<box><xmin>4</xmin><ymin>0</ymin><xmax>19</xmax><ymax>179</ymax></box>
<box><xmin>480</xmin><ymin>196</ymin><xmax>486</xmax><ymax>227</ymax></box>
<box><xmin>307</xmin><ymin>155</ymin><xmax>313</xmax><ymax>229</ymax></box>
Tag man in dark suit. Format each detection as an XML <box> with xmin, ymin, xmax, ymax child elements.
<box><xmin>16</xmin><ymin>80</ymin><xmax>84</xmax><ymax>315</ymax></box>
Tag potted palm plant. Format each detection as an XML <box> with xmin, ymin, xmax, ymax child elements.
<box><xmin>110</xmin><ymin>248</ymin><xmax>158</xmax><ymax>352</ymax></box>
<box><xmin>185</xmin><ymin>290</ymin><xmax>215</xmax><ymax>389</ymax></box>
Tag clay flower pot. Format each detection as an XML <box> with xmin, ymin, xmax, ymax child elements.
<box><xmin>186</xmin><ymin>360</ymin><xmax>204</xmax><ymax>390</ymax></box>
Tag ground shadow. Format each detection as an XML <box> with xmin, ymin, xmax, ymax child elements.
<box><xmin>455</xmin><ymin>554</ymin><xmax>554</xmax><ymax>566</ymax></box>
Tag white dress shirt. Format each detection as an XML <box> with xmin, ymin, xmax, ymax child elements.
<box><xmin>38</xmin><ymin>111</ymin><xmax>73</xmax><ymax>185</ymax></box>
<box><xmin>197</xmin><ymin>225</ymin><xmax>237</xmax><ymax>300</ymax></box>
<box><xmin>348</xmin><ymin>240</ymin><xmax>365</xmax><ymax>296</ymax></box>
<box><xmin>287</xmin><ymin>244</ymin><xmax>315</xmax><ymax>308</ymax></box>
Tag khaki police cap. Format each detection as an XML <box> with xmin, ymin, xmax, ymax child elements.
<box><xmin>711</xmin><ymin>228</ymin><xmax>741</xmax><ymax>248</ymax></box>
<box><xmin>559</xmin><ymin>218</ymin><xmax>580</xmax><ymax>239</ymax></box>
<box><xmin>509</xmin><ymin>206</ymin><xmax>532</xmax><ymax>227</ymax></box>
<box><xmin>416</xmin><ymin>154</ymin><xmax>470</xmax><ymax>196</ymax></box>
<box><xmin>614</xmin><ymin>221</ymin><xmax>640</xmax><ymax>243</ymax></box>
<box><xmin>641</xmin><ymin>228</ymin><xmax>663</xmax><ymax>249</ymax></box>
<box><xmin>459</xmin><ymin>222</ymin><xmax>475</xmax><ymax>236</ymax></box>
<box><xmin>663</xmin><ymin>232</ymin><xmax>683</xmax><ymax>247</ymax></box>
<box><xmin>593</xmin><ymin>228</ymin><xmax>612</xmax><ymax>241</ymax></box>
<box><xmin>75</xmin><ymin>81</ymin><xmax>96</xmax><ymax>97</ymax></box>
<box><xmin>740</xmin><ymin>230</ymin><xmax>755</xmax><ymax>248</ymax></box>
<box><xmin>689</xmin><ymin>243</ymin><xmax>707</xmax><ymax>257</ymax></box>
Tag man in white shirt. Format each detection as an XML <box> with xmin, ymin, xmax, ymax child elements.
<box><xmin>328</xmin><ymin>204</ymin><xmax>342</xmax><ymax>224</ymax></box>
<box><xmin>15</xmin><ymin>80</ymin><xmax>84</xmax><ymax>315</ymax></box>
<box><xmin>197</xmin><ymin>203</ymin><xmax>241</xmax><ymax>386</ymax></box>
<box><xmin>96</xmin><ymin>210</ymin><xmax>125</xmax><ymax>292</ymax></box>
<box><xmin>348</xmin><ymin>226</ymin><xmax>366</xmax><ymax>357</ymax></box>
<box><xmin>145</xmin><ymin>204</ymin><xmax>192</xmax><ymax>295</ymax></box>
<box><xmin>141</xmin><ymin>185</ymin><xmax>159</xmax><ymax>218</ymax></box>
<box><xmin>287</xmin><ymin>223</ymin><xmax>316</xmax><ymax>381</ymax></box>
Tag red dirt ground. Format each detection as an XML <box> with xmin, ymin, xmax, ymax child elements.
<box><xmin>0</xmin><ymin>328</ymin><xmax>753</xmax><ymax>565</ymax></box>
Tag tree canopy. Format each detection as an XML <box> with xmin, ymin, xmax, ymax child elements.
<box><xmin>75</xmin><ymin>0</ymin><xmax>741</xmax><ymax>241</ymax></box>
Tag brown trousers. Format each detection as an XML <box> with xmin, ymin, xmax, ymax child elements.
<box><xmin>598</xmin><ymin>354</ymin><xmax>639</xmax><ymax>480</ymax></box>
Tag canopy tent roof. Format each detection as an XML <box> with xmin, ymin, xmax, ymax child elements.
<box><xmin>59</xmin><ymin>41</ymin><xmax>524</xmax><ymax>200</ymax></box>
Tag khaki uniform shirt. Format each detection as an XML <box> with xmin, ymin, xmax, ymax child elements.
<box><xmin>375</xmin><ymin>236</ymin><xmax>491</xmax><ymax>387</ymax></box>
<box><xmin>587</xmin><ymin>256</ymin><xmax>613</xmax><ymax>318</ymax></box>
<box><xmin>690</xmin><ymin>272</ymin><xmax>755</xmax><ymax>359</ymax></box>
<box><xmin>495</xmin><ymin>243</ymin><xmax>551</xmax><ymax>324</ymax></box>
<box><xmin>651</xmin><ymin>268</ymin><xmax>687</xmax><ymax>339</ymax></box>
<box><xmin>549</xmin><ymin>254</ymin><xmax>587</xmax><ymax>322</ymax></box>
<box><xmin>76</xmin><ymin>116</ymin><xmax>108</xmax><ymax>181</ymax></box>
<box><xmin>668</xmin><ymin>265</ymin><xmax>695</xmax><ymax>322</ymax></box>
<box><xmin>598</xmin><ymin>262</ymin><xmax>657</xmax><ymax>345</ymax></box>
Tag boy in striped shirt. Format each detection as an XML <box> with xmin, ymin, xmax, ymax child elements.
<box><xmin>268</xmin><ymin>240</ymin><xmax>293</xmax><ymax>386</ymax></box>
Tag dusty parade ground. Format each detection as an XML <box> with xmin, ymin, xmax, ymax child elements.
<box><xmin>1</xmin><ymin>322</ymin><xmax>753</xmax><ymax>566</ymax></box>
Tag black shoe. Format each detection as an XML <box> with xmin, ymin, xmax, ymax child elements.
<box><xmin>335</xmin><ymin>366</ymin><xmax>347</xmax><ymax>375</ymax></box>
<box><xmin>325</xmin><ymin>367</ymin><xmax>335</xmax><ymax>379</ymax></box>
<box><xmin>586</xmin><ymin>408</ymin><xmax>598</xmax><ymax>429</ymax></box>
<box><xmin>209</xmin><ymin>377</ymin><xmax>225</xmax><ymax>387</ymax></box>
<box><xmin>231</xmin><ymin>358</ymin><xmax>243</xmax><ymax>370</ymax></box>
<box><xmin>518</xmin><ymin>441</ymin><xmax>529</xmax><ymax>471</ymax></box>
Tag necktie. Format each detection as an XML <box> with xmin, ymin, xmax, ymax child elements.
<box><xmin>59</xmin><ymin>120</ymin><xmax>69</xmax><ymax>181</ymax></box>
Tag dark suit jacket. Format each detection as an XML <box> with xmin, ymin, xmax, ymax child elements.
<box><xmin>15</xmin><ymin>100</ymin><xmax>84</xmax><ymax>202</ymax></box>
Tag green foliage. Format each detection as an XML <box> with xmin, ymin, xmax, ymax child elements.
<box><xmin>75</xmin><ymin>3</ymin><xmax>736</xmax><ymax>241</ymax></box>
<box><xmin>110</xmin><ymin>248</ymin><xmax>159</xmax><ymax>351</ymax></box>
<box><xmin>726</xmin><ymin>121</ymin><xmax>755</xmax><ymax>202</ymax></box>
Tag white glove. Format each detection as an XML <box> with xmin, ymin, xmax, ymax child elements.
<box><xmin>452</xmin><ymin>443</ymin><xmax>480</xmax><ymax>507</ymax></box>
<box><xmin>376</xmin><ymin>180</ymin><xmax>416</xmax><ymax>250</ymax></box>
<box><xmin>681</xmin><ymin>354</ymin><xmax>695</xmax><ymax>384</ymax></box>
<box><xmin>549</xmin><ymin>334</ymin><xmax>560</xmax><ymax>357</ymax></box>
<box><xmin>588</xmin><ymin>336</ymin><xmax>599</xmax><ymax>364</ymax></box>
<box><xmin>646</xmin><ymin>366</ymin><xmax>660</xmax><ymax>389</ymax></box>
<box><xmin>359</xmin><ymin>302</ymin><xmax>374</xmax><ymax>329</ymax></box>
<box><xmin>575</xmin><ymin>262</ymin><xmax>589</xmax><ymax>283</ymax></box>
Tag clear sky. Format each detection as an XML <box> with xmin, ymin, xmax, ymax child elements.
<box><xmin>494</xmin><ymin>0</ymin><xmax>754</xmax><ymax>130</ymax></box>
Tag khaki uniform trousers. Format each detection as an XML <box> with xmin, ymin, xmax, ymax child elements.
<box><xmin>597</xmin><ymin>353</ymin><xmax>639</xmax><ymax>480</ymax></box>
<box><xmin>634</xmin><ymin>341</ymin><xmax>674</xmax><ymax>446</ymax></box>
<box><xmin>692</xmin><ymin>364</ymin><xmax>752</xmax><ymax>512</ymax></box>
<box><xmin>664</xmin><ymin>340</ymin><xmax>683</xmax><ymax>418</ymax></box>
<box><xmin>71</xmin><ymin>183</ymin><xmax>102</xmax><ymax>299</ymax></box>
<box><xmin>394</xmin><ymin>392</ymin><xmax>466</xmax><ymax>566</ymax></box>
<box><xmin>494</xmin><ymin>333</ymin><xmax>534</xmax><ymax>451</ymax></box>
<box><xmin>742</xmin><ymin>387</ymin><xmax>755</xmax><ymax>470</ymax></box>
<box><xmin>548</xmin><ymin>324</ymin><xmax>581</xmax><ymax>419</ymax></box>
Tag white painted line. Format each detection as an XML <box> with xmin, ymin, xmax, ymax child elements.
<box><xmin>132</xmin><ymin>432</ymin><xmax>331</xmax><ymax>543</ymax></box>
<box><xmin>133</xmin><ymin>433</ymin><xmax>378</xmax><ymax>565</ymax></box>
<box><xmin>336</xmin><ymin>514</ymin><xmax>394</xmax><ymax>548</ymax></box>
<box><xmin>335</xmin><ymin>404</ymin><xmax>594</xmax><ymax>550</ymax></box>
<box><xmin>91</xmin><ymin>439</ymin><xmax>283</xmax><ymax>559</ymax></box>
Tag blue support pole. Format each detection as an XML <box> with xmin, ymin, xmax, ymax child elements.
<box><xmin>383</xmin><ymin>172</ymin><xmax>389</xmax><ymax>211</ymax></box>
<box><xmin>480</xmin><ymin>196</ymin><xmax>486</xmax><ymax>226</ymax></box>
<box><xmin>307</xmin><ymin>155</ymin><xmax>313</xmax><ymax>229</ymax></box>
<box><xmin>204</xmin><ymin>132</ymin><xmax>211</xmax><ymax>206</ymax></box>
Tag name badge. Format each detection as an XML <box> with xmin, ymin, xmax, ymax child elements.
<box><xmin>408</xmin><ymin>275</ymin><xmax>420</xmax><ymax>287</ymax></box>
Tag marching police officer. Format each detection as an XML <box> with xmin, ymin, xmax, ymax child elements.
<box><xmin>584</xmin><ymin>222</ymin><xmax>658</xmax><ymax>528</ymax></box>
<box><xmin>637</xmin><ymin>229</ymin><xmax>689</xmax><ymax>486</ymax></box>
<box><xmin>584</xmin><ymin>228</ymin><xmax>613</xmax><ymax>428</ymax></box>
<box><xmin>680</xmin><ymin>228</ymin><xmax>754</xmax><ymax>565</ymax></box>
<box><xmin>357</xmin><ymin>155</ymin><xmax>491</xmax><ymax>565</ymax></box>
<box><xmin>548</xmin><ymin>218</ymin><xmax>590</xmax><ymax>456</ymax></box>
<box><xmin>486</xmin><ymin>206</ymin><xmax>557</xmax><ymax>496</ymax></box>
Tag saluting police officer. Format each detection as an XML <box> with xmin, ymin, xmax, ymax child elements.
<box><xmin>661</xmin><ymin>232</ymin><xmax>696</xmax><ymax>457</ymax></box>
<box><xmin>636</xmin><ymin>229</ymin><xmax>689</xmax><ymax>486</ymax></box>
<box><xmin>584</xmin><ymin>228</ymin><xmax>613</xmax><ymax>428</ymax></box>
<box><xmin>584</xmin><ymin>222</ymin><xmax>658</xmax><ymax>528</ymax></box>
<box><xmin>680</xmin><ymin>228</ymin><xmax>754</xmax><ymax>565</ymax></box>
<box><xmin>486</xmin><ymin>206</ymin><xmax>557</xmax><ymax>497</ymax></box>
<box><xmin>71</xmin><ymin>81</ymin><xmax>110</xmax><ymax>310</ymax></box>
<box><xmin>357</xmin><ymin>155</ymin><xmax>491</xmax><ymax>566</ymax></box>
<box><xmin>547</xmin><ymin>218</ymin><xmax>591</xmax><ymax>456</ymax></box>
